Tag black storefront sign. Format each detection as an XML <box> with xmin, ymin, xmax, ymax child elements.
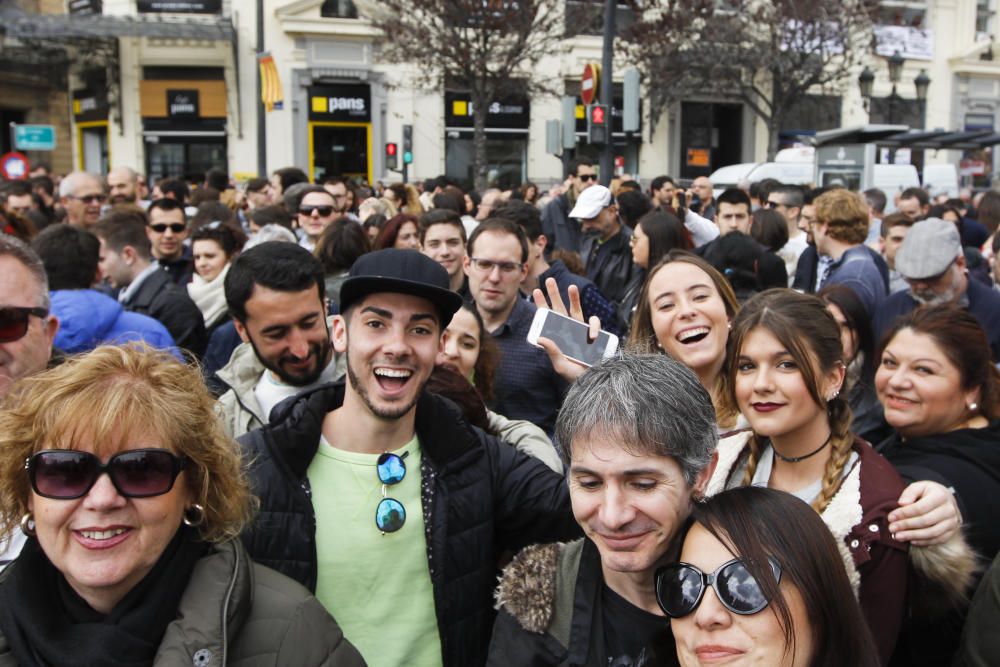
<box><xmin>73</xmin><ymin>90</ymin><xmax>109</xmax><ymax>122</ymax></box>
<box><xmin>308</xmin><ymin>84</ymin><xmax>372</xmax><ymax>123</ymax></box>
<box><xmin>444</xmin><ymin>91</ymin><xmax>530</xmax><ymax>130</ymax></box>
<box><xmin>167</xmin><ymin>90</ymin><xmax>200</xmax><ymax>119</ymax></box>
<box><xmin>68</xmin><ymin>0</ymin><xmax>103</xmax><ymax>14</ymax></box>
<box><xmin>138</xmin><ymin>0</ymin><xmax>221</xmax><ymax>13</ymax></box>
<box><xmin>573</xmin><ymin>95</ymin><xmax>641</xmax><ymax>135</ymax></box>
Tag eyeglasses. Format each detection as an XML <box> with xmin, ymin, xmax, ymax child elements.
<box><xmin>69</xmin><ymin>194</ymin><xmax>107</xmax><ymax>205</ymax></box>
<box><xmin>0</xmin><ymin>306</ymin><xmax>49</xmax><ymax>343</ymax></box>
<box><xmin>578</xmin><ymin>174</ymin><xmax>597</xmax><ymax>183</ymax></box>
<box><xmin>469</xmin><ymin>257</ymin><xmax>524</xmax><ymax>274</ymax></box>
<box><xmin>299</xmin><ymin>205</ymin><xmax>335</xmax><ymax>217</ymax></box>
<box><xmin>655</xmin><ymin>556</ymin><xmax>781</xmax><ymax>618</ymax></box>
<box><xmin>149</xmin><ymin>223</ymin><xmax>187</xmax><ymax>234</ymax></box>
<box><xmin>375</xmin><ymin>451</ymin><xmax>408</xmax><ymax>534</ymax></box>
<box><xmin>26</xmin><ymin>449</ymin><xmax>187</xmax><ymax>500</ymax></box>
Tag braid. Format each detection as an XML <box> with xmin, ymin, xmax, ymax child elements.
<box><xmin>741</xmin><ymin>433</ymin><xmax>765</xmax><ymax>487</ymax></box>
<box><xmin>812</xmin><ymin>396</ymin><xmax>854</xmax><ymax>514</ymax></box>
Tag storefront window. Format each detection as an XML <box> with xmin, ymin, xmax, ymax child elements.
<box><xmin>444</xmin><ymin>90</ymin><xmax>530</xmax><ymax>190</ymax></box>
<box><xmin>445</xmin><ymin>134</ymin><xmax>527</xmax><ymax>190</ymax></box>
<box><xmin>308</xmin><ymin>83</ymin><xmax>373</xmax><ymax>184</ymax></box>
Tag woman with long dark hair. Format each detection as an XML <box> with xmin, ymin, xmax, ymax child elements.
<box><xmin>664</xmin><ymin>486</ymin><xmax>879</xmax><ymax>667</ymax></box>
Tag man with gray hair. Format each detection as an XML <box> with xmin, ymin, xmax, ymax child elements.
<box><xmin>58</xmin><ymin>171</ymin><xmax>106</xmax><ymax>228</ymax></box>
<box><xmin>874</xmin><ymin>217</ymin><xmax>1000</xmax><ymax>360</ymax></box>
<box><xmin>489</xmin><ymin>353</ymin><xmax>718</xmax><ymax>665</ymax></box>
<box><xmin>107</xmin><ymin>166</ymin><xmax>140</xmax><ymax>206</ymax></box>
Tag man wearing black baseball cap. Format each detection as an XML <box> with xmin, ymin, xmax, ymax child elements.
<box><xmin>239</xmin><ymin>248</ymin><xmax>578</xmax><ymax>667</ymax></box>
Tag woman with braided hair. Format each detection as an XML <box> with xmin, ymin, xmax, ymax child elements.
<box><xmin>704</xmin><ymin>289</ymin><xmax>911</xmax><ymax>665</ymax></box>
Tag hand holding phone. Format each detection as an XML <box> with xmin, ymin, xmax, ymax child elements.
<box><xmin>529</xmin><ymin>278</ymin><xmax>618</xmax><ymax>382</ymax></box>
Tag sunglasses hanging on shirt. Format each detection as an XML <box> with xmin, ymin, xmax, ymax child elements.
<box><xmin>375</xmin><ymin>451</ymin><xmax>409</xmax><ymax>534</ymax></box>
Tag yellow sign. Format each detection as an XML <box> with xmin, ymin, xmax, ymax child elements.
<box><xmin>452</xmin><ymin>100</ymin><xmax>469</xmax><ymax>116</ymax></box>
<box><xmin>686</xmin><ymin>148</ymin><xmax>710</xmax><ymax>167</ymax></box>
<box><xmin>233</xmin><ymin>172</ymin><xmax>258</xmax><ymax>182</ymax></box>
<box><xmin>575</xmin><ymin>104</ymin><xmax>585</xmax><ymax>119</ymax></box>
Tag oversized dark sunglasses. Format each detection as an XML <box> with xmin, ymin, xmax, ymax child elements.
<box><xmin>149</xmin><ymin>223</ymin><xmax>186</xmax><ymax>234</ymax></box>
<box><xmin>578</xmin><ymin>174</ymin><xmax>597</xmax><ymax>182</ymax></box>
<box><xmin>655</xmin><ymin>556</ymin><xmax>781</xmax><ymax>618</ymax></box>
<box><xmin>299</xmin><ymin>205</ymin><xmax>335</xmax><ymax>217</ymax></box>
<box><xmin>0</xmin><ymin>306</ymin><xmax>49</xmax><ymax>343</ymax></box>
<box><xmin>26</xmin><ymin>449</ymin><xmax>187</xmax><ymax>500</ymax></box>
<box><xmin>375</xmin><ymin>451</ymin><xmax>408</xmax><ymax>534</ymax></box>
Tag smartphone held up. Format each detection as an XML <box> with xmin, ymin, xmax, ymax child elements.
<box><xmin>526</xmin><ymin>309</ymin><xmax>618</xmax><ymax>368</ymax></box>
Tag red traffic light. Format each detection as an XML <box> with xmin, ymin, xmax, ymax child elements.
<box><xmin>386</xmin><ymin>142</ymin><xmax>398</xmax><ymax>156</ymax></box>
<box><xmin>591</xmin><ymin>106</ymin><xmax>606</xmax><ymax>125</ymax></box>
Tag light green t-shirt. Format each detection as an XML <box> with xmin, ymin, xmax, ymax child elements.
<box><xmin>308</xmin><ymin>434</ymin><xmax>443</xmax><ymax>667</ymax></box>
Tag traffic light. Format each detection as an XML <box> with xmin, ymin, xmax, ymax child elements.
<box><xmin>402</xmin><ymin>124</ymin><xmax>413</xmax><ymax>164</ymax></box>
<box><xmin>385</xmin><ymin>142</ymin><xmax>398</xmax><ymax>170</ymax></box>
<box><xmin>587</xmin><ymin>104</ymin><xmax>609</xmax><ymax>145</ymax></box>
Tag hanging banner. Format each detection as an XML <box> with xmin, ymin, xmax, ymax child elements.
<box><xmin>258</xmin><ymin>52</ymin><xmax>284</xmax><ymax>112</ymax></box>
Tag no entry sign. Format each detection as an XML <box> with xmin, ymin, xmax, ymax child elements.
<box><xmin>581</xmin><ymin>63</ymin><xmax>599</xmax><ymax>106</ymax></box>
<box><xmin>0</xmin><ymin>152</ymin><xmax>29</xmax><ymax>181</ymax></box>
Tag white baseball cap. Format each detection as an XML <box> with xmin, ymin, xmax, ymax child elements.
<box><xmin>568</xmin><ymin>185</ymin><xmax>613</xmax><ymax>220</ymax></box>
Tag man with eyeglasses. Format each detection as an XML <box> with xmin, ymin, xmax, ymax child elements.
<box><xmin>57</xmin><ymin>172</ymin><xmax>106</xmax><ymax>228</ymax></box>
<box><xmin>875</xmin><ymin>218</ymin><xmax>1000</xmax><ymax>360</ymax></box>
<box><xmin>541</xmin><ymin>157</ymin><xmax>597</xmax><ymax>255</ymax></box>
<box><xmin>0</xmin><ymin>235</ymin><xmax>60</xmax><ymax>571</ymax></box>
<box><xmin>94</xmin><ymin>209</ymin><xmax>207</xmax><ymax>358</ymax></box>
<box><xmin>296</xmin><ymin>185</ymin><xmax>341</xmax><ymax>252</ymax></box>
<box><xmin>147</xmin><ymin>198</ymin><xmax>193</xmax><ymax>285</ymax></box>
<box><xmin>489</xmin><ymin>354</ymin><xmax>717</xmax><ymax>666</ymax></box>
<box><xmin>238</xmin><ymin>248</ymin><xmax>579</xmax><ymax>667</ymax></box>
<box><xmin>322</xmin><ymin>176</ymin><xmax>360</xmax><ymax>223</ymax></box>
<box><xmin>465</xmin><ymin>218</ymin><xmax>567</xmax><ymax>435</ymax></box>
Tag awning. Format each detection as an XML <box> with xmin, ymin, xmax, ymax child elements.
<box><xmin>0</xmin><ymin>7</ymin><xmax>234</xmax><ymax>42</ymax></box>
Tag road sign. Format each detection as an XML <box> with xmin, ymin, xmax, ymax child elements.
<box><xmin>0</xmin><ymin>152</ymin><xmax>30</xmax><ymax>180</ymax></box>
<box><xmin>581</xmin><ymin>63</ymin><xmax>599</xmax><ymax>106</ymax></box>
<box><xmin>13</xmin><ymin>125</ymin><xmax>56</xmax><ymax>151</ymax></box>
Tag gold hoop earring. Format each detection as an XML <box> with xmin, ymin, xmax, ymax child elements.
<box><xmin>20</xmin><ymin>512</ymin><xmax>35</xmax><ymax>537</ymax></box>
<box><xmin>183</xmin><ymin>504</ymin><xmax>205</xmax><ymax>528</ymax></box>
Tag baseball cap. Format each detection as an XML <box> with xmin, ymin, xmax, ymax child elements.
<box><xmin>895</xmin><ymin>218</ymin><xmax>962</xmax><ymax>280</ymax></box>
<box><xmin>569</xmin><ymin>185</ymin><xmax>613</xmax><ymax>220</ymax></box>
<box><xmin>340</xmin><ymin>248</ymin><xmax>463</xmax><ymax>324</ymax></box>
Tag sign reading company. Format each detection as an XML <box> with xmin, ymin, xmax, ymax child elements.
<box><xmin>166</xmin><ymin>90</ymin><xmax>199</xmax><ymax>119</ymax></box>
<box><xmin>308</xmin><ymin>85</ymin><xmax>371</xmax><ymax>123</ymax></box>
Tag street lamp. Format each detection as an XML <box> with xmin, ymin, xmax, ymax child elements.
<box><xmin>858</xmin><ymin>51</ymin><xmax>931</xmax><ymax>128</ymax></box>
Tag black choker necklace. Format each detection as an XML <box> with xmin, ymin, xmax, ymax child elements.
<box><xmin>772</xmin><ymin>434</ymin><xmax>833</xmax><ymax>463</ymax></box>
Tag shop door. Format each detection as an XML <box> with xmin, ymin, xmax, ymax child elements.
<box><xmin>680</xmin><ymin>102</ymin><xmax>743</xmax><ymax>179</ymax></box>
<box><xmin>310</xmin><ymin>123</ymin><xmax>371</xmax><ymax>183</ymax></box>
<box><xmin>80</xmin><ymin>123</ymin><xmax>109</xmax><ymax>174</ymax></box>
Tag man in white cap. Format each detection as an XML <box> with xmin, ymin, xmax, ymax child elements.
<box><xmin>874</xmin><ymin>217</ymin><xmax>1000</xmax><ymax>359</ymax></box>
<box><xmin>573</xmin><ymin>185</ymin><xmax>639</xmax><ymax>305</ymax></box>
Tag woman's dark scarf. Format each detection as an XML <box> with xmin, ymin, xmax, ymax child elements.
<box><xmin>0</xmin><ymin>525</ymin><xmax>208</xmax><ymax>667</ymax></box>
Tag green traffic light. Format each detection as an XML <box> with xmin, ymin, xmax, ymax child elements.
<box><xmin>403</xmin><ymin>151</ymin><xmax>413</xmax><ymax>164</ymax></box>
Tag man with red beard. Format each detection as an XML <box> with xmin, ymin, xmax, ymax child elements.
<box><xmin>216</xmin><ymin>241</ymin><xmax>341</xmax><ymax>438</ymax></box>
<box><xmin>238</xmin><ymin>248</ymin><xmax>580</xmax><ymax>667</ymax></box>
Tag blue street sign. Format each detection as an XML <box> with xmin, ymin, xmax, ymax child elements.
<box><xmin>13</xmin><ymin>125</ymin><xmax>56</xmax><ymax>151</ymax></box>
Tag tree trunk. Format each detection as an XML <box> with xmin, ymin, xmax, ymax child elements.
<box><xmin>766</xmin><ymin>117</ymin><xmax>781</xmax><ymax>161</ymax></box>
<box><xmin>472</xmin><ymin>90</ymin><xmax>489</xmax><ymax>191</ymax></box>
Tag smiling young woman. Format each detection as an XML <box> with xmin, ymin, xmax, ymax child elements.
<box><xmin>627</xmin><ymin>251</ymin><xmax>742</xmax><ymax>433</ymax></box>
<box><xmin>707</xmin><ymin>289</ymin><xmax>942</xmax><ymax>665</ymax></box>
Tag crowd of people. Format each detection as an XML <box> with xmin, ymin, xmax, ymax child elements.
<box><xmin>1</xmin><ymin>157</ymin><xmax>999</xmax><ymax>666</ymax></box>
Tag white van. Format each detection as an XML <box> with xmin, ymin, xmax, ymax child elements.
<box><xmin>871</xmin><ymin>164</ymin><xmax>920</xmax><ymax>213</ymax></box>
<box><xmin>922</xmin><ymin>164</ymin><xmax>960</xmax><ymax>199</ymax></box>
<box><xmin>708</xmin><ymin>161</ymin><xmax>814</xmax><ymax>198</ymax></box>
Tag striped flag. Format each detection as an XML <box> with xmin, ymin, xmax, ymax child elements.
<box><xmin>258</xmin><ymin>52</ymin><xmax>284</xmax><ymax>112</ymax></box>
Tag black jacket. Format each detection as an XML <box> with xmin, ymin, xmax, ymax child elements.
<box><xmin>157</xmin><ymin>245</ymin><xmax>194</xmax><ymax>286</ymax></box>
<box><xmin>580</xmin><ymin>226</ymin><xmax>638</xmax><ymax>306</ymax></box>
<box><xmin>121</xmin><ymin>266</ymin><xmax>208</xmax><ymax>357</ymax></box>
<box><xmin>541</xmin><ymin>194</ymin><xmax>583</xmax><ymax>255</ymax></box>
<box><xmin>487</xmin><ymin>539</ymin><xmax>677</xmax><ymax>666</ymax></box>
<box><xmin>238</xmin><ymin>381</ymin><xmax>580</xmax><ymax>667</ymax></box>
